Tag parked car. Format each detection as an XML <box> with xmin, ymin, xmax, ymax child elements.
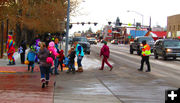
<box><xmin>111</xmin><ymin>39</ymin><xmax>118</xmax><ymax>44</ymax></box>
<box><xmin>153</xmin><ymin>39</ymin><xmax>180</xmax><ymax>60</ymax></box>
<box><xmin>88</xmin><ymin>38</ymin><xmax>97</xmax><ymax>45</ymax></box>
<box><xmin>130</xmin><ymin>36</ymin><xmax>154</xmax><ymax>55</ymax></box>
<box><xmin>72</xmin><ymin>37</ymin><xmax>91</xmax><ymax>54</ymax></box>
<box><xmin>68</xmin><ymin>38</ymin><xmax>73</xmax><ymax>44</ymax></box>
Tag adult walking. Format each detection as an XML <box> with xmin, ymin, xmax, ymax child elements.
<box><xmin>138</xmin><ymin>40</ymin><xmax>151</xmax><ymax>72</ymax></box>
<box><xmin>99</xmin><ymin>41</ymin><xmax>113</xmax><ymax>71</ymax></box>
<box><xmin>20</xmin><ymin>40</ymin><xmax>27</xmax><ymax>64</ymax></box>
<box><xmin>75</xmin><ymin>42</ymin><xmax>84</xmax><ymax>72</ymax></box>
<box><xmin>6</xmin><ymin>32</ymin><xmax>16</xmax><ymax>65</ymax></box>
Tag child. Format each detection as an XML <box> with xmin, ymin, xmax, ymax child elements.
<box><xmin>27</xmin><ymin>45</ymin><xmax>36</xmax><ymax>72</ymax></box>
<box><xmin>67</xmin><ymin>47</ymin><xmax>76</xmax><ymax>74</ymax></box>
<box><xmin>48</xmin><ymin>41</ymin><xmax>59</xmax><ymax>75</ymax></box>
<box><xmin>76</xmin><ymin>44</ymin><xmax>84</xmax><ymax>72</ymax></box>
<box><xmin>38</xmin><ymin>42</ymin><xmax>53</xmax><ymax>88</ymax></box>
<box><xmin>57</xmin><ymin>50</ymin><xmax>65</xmax><ymax>72</ymax></box>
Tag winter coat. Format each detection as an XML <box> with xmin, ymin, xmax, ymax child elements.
<box><xmin>27</xmin><ymin>50</ymin><xmax>36</xmax><ymax>62</ymax></box>
<box><xmin>55</xmin><ymin>44</ymin><xmax>59</xmax><ymax>52</ymax></box>
<box><xmin>68</xmin><ymin>50</ymin><xmax>76</xmax><ymax>64</ymax></box>
<box><xmin>100</xmin><ymin>45</ymin><xmax>110</xmax><ymax>58</ymax></box>
<box><xmin>7</xmin><ymin>35</ymin><xmax>15</xmax><ymax>53</ymax></box>
<box><xmin>38</xmin><ymin>48</ymin><xmax>52</xmax><ymax>67</ymax></box>
<box><xmin>20</xmin><ymin>41</ymin><xmax>27</xmax><ymax>54</ymax></box>
<box><xmin>76</xmin><ymin>44</ymin><xmax>84</xmax><ymax>56</ymax></box>
<box><xmin>48</xmin><ymin>41</ymin><xmax>58</xmax><ymax>59</ymax></box>
<box><xmin>58</xmin><ymin>50</ymin><xmax>65</xmax><ymax>62</ymax></box>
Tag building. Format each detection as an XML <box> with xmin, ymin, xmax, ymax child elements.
<box><xmin>102</xmin><ymin>25</ymin><xmax>112</xmax><ymax>41</ymax></box>
<box><xmin>167</xmin><ymin>14</ymin><xmax>180</xmax><ymax>38</ymax></box>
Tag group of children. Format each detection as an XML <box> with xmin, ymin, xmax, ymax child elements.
<box><xmin>24</xmin><ymin>37</ymin><xmax>84</xmax><ymax>88</ymax></box>
<box><xmin>26</xmin><ymin>38</ymin><xmax>65</xmax><ymax>74</ymax></box>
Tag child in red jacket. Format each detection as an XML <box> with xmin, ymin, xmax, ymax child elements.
<box><xmin>57</xmin><ymin>50</ymin><xmax>65</xmax><ymax>72</ymax></box>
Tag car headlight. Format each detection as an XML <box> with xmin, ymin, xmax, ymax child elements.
<box><xmin>166</xmin><ymin>48</ymin><xmax>172</xmax><ymax>52</ymax></box>
<box><xmin>140</xmin><ymin>43</ymin><xmax>143</xmax><ymax>47</ymax></box>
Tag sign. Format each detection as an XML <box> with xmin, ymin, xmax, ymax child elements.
<box><xmin>168</xmin><ymin>32</ymin><xmax>171</xmax><ymax>37</ymax></box>
<box><xmin>177</xmin><ymin>31</ymin><xmax>180</xmax><ymax>37</ymax></box>
<box><xmin>108</xmin><ymin>29</ymin><xmax>112</xmax><ymax>33</ymax></box>
<box><xmin>128</xmin><ymin>23</ymin><xmax>132</xmax><ymax>26</ymax></box>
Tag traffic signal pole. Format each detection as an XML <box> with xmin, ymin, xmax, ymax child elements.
<box><xmin>65</xmin><ymin>0</ymin><xmax>70</xmax><ymax>56</ymax></box>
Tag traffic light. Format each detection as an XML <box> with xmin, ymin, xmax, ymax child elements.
<box><xmin>77</xmin><ymin>22</ymin><xmax>79</xmax><ymax>25</ymax></box>
<box><xmin>88</xmin><ymin>22</ymin><xmax>91</xmax><ymax>24</ymax></box>
<box><xmin>119</xmin><ymin>23</ymin><xmax>122</xmax><ymax>26</ymax></box>
<box><xmin>81</xmin><ymin>22</ymin><xmax>85</xmax><ymax>26</ymax></box>
<box><xmin>108</xmin><ymin>21</ymin><xmax>112</xmax><ymax>25</ymax></box>
<box><xmin>69</xmin><ymin>24</ymin><xmax>72</xmax><ymax>29</ymax></box>
<box><xmin>94</xmin><ymin>22</ymin><xmax>98</xmax><ymax>26</ymax></box>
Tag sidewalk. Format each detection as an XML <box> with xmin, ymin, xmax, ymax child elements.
<box><xmin>0</xmin><ymin>43</ymin><xmax>121</xmax><ymax>103</ymax></box>
<box><xmin>0</xmin><ymin>49</ymin><xmax>55</xmax><ymax>103</ymax></box>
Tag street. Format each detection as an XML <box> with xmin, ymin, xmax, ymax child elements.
<box><xmin>0</xmin><ymin>43</ymin><xmax>180</xmax><ymax>103</ymax></box>
<box><xmin>46</xmin><ymin>43</ymin><xmax>180</xmax><ymax>103</ymax></box>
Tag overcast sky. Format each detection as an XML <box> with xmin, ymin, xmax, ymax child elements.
<box><xmin>69</xmin><ymin>0</ymin><xmax>180</xmax><ymax>34</ymax></box>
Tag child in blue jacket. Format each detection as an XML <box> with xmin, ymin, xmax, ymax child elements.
<box><xmin>27</xmin><ymin>46</ymin><xmax>36</xmax><ymax>72</ymax></box>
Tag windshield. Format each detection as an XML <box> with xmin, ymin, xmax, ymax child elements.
<box><xmin>73</xmin><ymin>37</ymin><xmax>87</xmax><ymax>42</ymax></box>
<box><xmin>138</xmin><ymin>37</ymin><xmax>154</xmax><ymax>43</ymax></box>
<box><xmin>164</xmin><ymin>40</ymin><xmax>180</xmax><ymax>47</ymax></box>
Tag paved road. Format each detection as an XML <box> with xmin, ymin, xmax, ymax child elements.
<box><xmin>1</xmin><ymin>43</ymin><xmax>180</xmax><ymax>103</ymax></box>
<box><xmin>88</xmin><ymin>43</ymin><xmax>180</xmax><ymax>103</ymax></box>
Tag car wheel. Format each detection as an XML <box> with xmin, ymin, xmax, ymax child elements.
<box><xmin>137</xmin><ymin>50</ymin><xmax>141</xmax><ymax>56</ymax></box>
<box><xmin>173</xmin><ymin>57</ymin><xmax>176</xmax><ymax>60</ymax></box>
<box><xmin>163</xmin><ymin>52</ymin><xmax>167</xmax><ymax>60</ymax></box>
<box><xmin>87</xmin><ymin>52</ymin><xmax>90</xmax><ymax>55</ymax></box>
<box><xmin>130</xmin><ymin>47</ymin><xmax>133</xmax><ymax>54</ymax></box>
<box><xmin>154</xmin><ymin>51</ymin><xmax>158</xmax><ymax>59</ymax></box>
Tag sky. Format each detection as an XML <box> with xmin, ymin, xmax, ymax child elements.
<box><xmin>69</xmin><ymin>0</ymin><xmax>180</xmax><ymax>35</ymax></box>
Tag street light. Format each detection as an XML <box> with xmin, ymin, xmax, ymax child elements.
<box><xmin>127</xmin><ymin>10</ymin><xmax>144</xmax><ymax>28</ymax></box>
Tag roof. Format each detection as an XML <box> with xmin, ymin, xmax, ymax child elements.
<box><xmin>151</xmin><ymin>31</ymin><xmax>167</xmax><ymax>37</ymax></box>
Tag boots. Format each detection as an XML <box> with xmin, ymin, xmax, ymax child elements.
<box><xmin>31</xmin><ymin>67</ymin><xmax>34</xmax><ymax>73</ymax></box>
<box><xmin>76</xmin><ymin>67</ymin><xmax>83</xmax><ymax>72</ymax></box>
<box><xmin>12</xmin><ymin>61</ymin><xmax>16</xmax><ymax>65</ymax></box>
<box><xmin>7</xmin><ymin>61</ymin><xmax>12</xmax><ymax>65</ymax></box>
<box><xmin>41</xmin><ymin>78</ymin><xmax>46</xmax><ymax>88</ymax></box>
<box><xmin>28</xmin><ymin>66</ymin><xmax>30</xmax><ymax>71</ymax></box>
<box><xmin>45</xmin><ymin>81</ymin><xmax>49</xmax><ymax>87</ymax></box>
<box><xmin>72</xmin><ymin>68</ymin><xmax>75</xmax><ymax>74</ymax></box>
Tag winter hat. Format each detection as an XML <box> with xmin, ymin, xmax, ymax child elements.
<box><xmin>55</xmin><ymin>38</ymin><xmax>59</xmax><ymax>44</ymax></box>
<box><xmin>49</xmin><ymin>41</ymin><xmax>55</xmax><ymax>47</ymax></box>
<box><xmin>78</xmin><ymin>46</ymin><xmax>81</xmax><ymax>51</ymax></box>
<box><xmin>60</xmin><ymin>50</ymin><xmax>64</xmax><ymax>53</ymax></box>
<box><xmin>30</xmin><ymin>45</ymin><xmax>35</xmax><ymax>51</ymax></box>
<box><xmin>103</xmin><ymin>41</ymin><xmax>107</xmax><ymax>45</ymax></box>
<box><xmin>8</xmin><ymin>35</ymin><xmax>12</xmax><ymax>39</ymax></box>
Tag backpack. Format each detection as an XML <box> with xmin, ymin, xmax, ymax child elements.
<box><xmin>63</xmin><ymin>57</ymin><xmax>69</xmax><ymax>66</ymax></box>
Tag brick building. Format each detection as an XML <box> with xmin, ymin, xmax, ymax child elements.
<box><xmin>167</xmin><ymin>14</ymin><xmax>180</xmax><ymax>38</ymax></box>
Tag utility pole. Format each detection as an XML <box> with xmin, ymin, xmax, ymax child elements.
<box><xmin>65</xmin><ymin>0</ymin><xmax>70</xmax><ymax>56</ymax></box>
<box><xmin>6</xmin><ymin>19</ymin><xmax>8</xmax><ymax>52</ymax></box>
<box><xmin>1</xmin><ymin>21</ymin><xmax>4</xmax><ymax>58</ymax></box>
